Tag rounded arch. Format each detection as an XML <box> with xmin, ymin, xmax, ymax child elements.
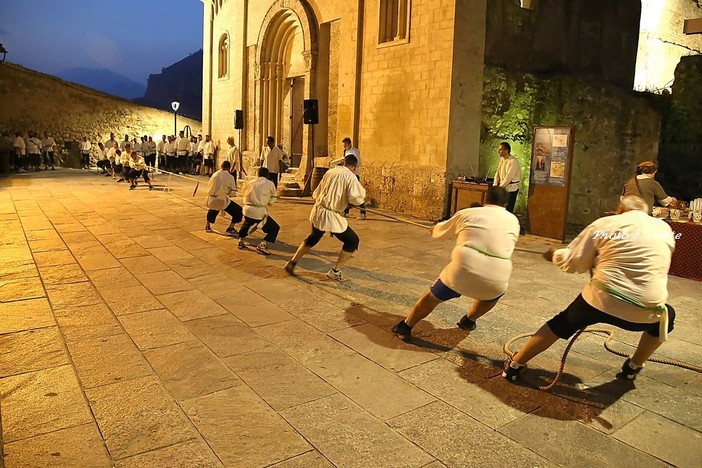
<box><xmin>218</xmin><ymin>32</ymin><xmax>229</xmax><ymax>79</ymax></box>
<box><xmin>256</xmin><ymin>0</ymin><xmax>318</xmax><ymax>74</ymax></box>
<box><xmin>254</xmin><ymin>0</ymin><xmax>320</xmax><ymax>178</ymax></box>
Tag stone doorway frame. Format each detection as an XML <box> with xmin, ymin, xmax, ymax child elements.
<box><xmin>255</xmin><ymin>0</ymin><xmax>318</xmax><ymax>180</ymax></box>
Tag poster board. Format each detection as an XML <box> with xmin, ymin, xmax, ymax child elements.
<box><xmin>527</xmin><ymin>126</ymin><xmax>575</xmax><ymax>241</ymax></box>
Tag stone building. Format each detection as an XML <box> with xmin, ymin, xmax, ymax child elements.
<box><xmin>202</xmin><ymin>0</ymin><xmax>701</xmax><ymax>222</ymax></box>
<box><xmin>202</xmin><ymin>0</ymin><xmax>486</xmax><ymax>219</ymax></box>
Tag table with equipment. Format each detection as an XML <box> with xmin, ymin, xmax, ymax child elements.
<box><xmin>450</xmin><ymin>180</ymin><xmax>490</xmax><ymax>215</ymax></box>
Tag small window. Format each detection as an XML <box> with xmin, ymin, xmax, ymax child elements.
<box><xmin>378</xmin><ymin>0</ymin><xmax>410</xmax><ymax>45</ymax></box>
<box><xmin>218</xmin><ymin>34</ymin><xmax>228</xmax><ymax>78</ymax></box>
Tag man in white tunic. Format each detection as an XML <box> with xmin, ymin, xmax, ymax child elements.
<box><xmin>237</xmin><ymin>167</ymin><xmax>279</xmax><ymax>255</ymax></box>
<box><xmin>176</xmin><ymin>131</ymin><xmax>190</xmax><ymax>174</ymax></box>
<box><xmin>392</xmin><ymin>187</ymin><xmax>520</xmax><ymax>341</ymax></box>
<box><xmin>284</xmin><ymin>154</ymin><xmax>366</xmax><ymax>281</ymax></box>
<box><xmin>259</xmin><ymin>136</ymin><xmax>282</xmax><ymax>188</ymax></box>
<box><xmin>42</xmin><ymin>134</ymin><xmax>57</xmax><ymax>170</ymax></box>
<box><xmin>80</xmin><ymin>136</ymin><xmax>92</xmax><ymax>169</ymax></box>
<box><xmin>493</xmin><ymin>142</ymin><xmax>521</xmax><ymax>213</ymax></box>
<box><xmin>127</xmin><ymin>151</ymin><xmax>153</xmax><ymax>190</ymax></box>
<box><xmin>202</xmin><ymin>135</ymin><xmax>216</xmax><ymax>177</ymax></box>
<box><xmin>205</xmin><ymin>161</ymin><xmax>243</xmax><ymax>235</ymax></box>
<box><xmin>503</xmin><ymin>196</ymin><xmax>676</xmax><ymax>382</ymax></box>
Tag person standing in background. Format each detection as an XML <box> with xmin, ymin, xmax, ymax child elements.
<box><xmin>493</xmin><ymin>142</ymin><xmax>521</xmax><ymax>213</ymax></box>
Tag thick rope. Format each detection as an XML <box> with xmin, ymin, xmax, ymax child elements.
<box><xmin>503</xmin><ymin>328</ymin><xmax>702</xmax><ymax>391</ymax></box>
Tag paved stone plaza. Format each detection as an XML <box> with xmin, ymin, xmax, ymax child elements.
<box><xmin>0</xmin><ymin>170</ymin><xmax>701</xmax><ymax>467</ymax></box>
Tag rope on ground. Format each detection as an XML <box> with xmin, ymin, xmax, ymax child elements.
<box><xmin>503</xmin><ymin>328</ymin><xmax>702</xmax><ymax>391</ymax></box>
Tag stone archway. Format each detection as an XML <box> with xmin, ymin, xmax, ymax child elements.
<box><xmin>255</xmin><ymin>0</ymin><xmax>318</xmax><ymax>176</ymax></box>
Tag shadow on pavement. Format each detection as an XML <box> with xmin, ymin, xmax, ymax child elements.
<box><xmin>343</xmin><ymin>302</ymin><xmax>636</xmax><ymax>425</ymax></box>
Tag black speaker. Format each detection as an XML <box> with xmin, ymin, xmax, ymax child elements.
<box><xmin>234</xmin><ymin>110</ymin><xmax>244</xmax><ymax>129</ymax></box>
<box><xmin>303</xmin><ymin>99</ymin><xmax>318</xmax><ymax>125</ymax></box>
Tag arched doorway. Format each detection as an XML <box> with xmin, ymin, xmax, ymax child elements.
<box><xmin>256</xmin><ymin>0</ymin><xmax>318</xmax><ymax>174</ymax></box>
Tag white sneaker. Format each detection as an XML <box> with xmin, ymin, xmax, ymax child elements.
<box><xmin>326</xmin><ymin>268</ymin><xmax>346</xmax><ymax>282</ymax></box>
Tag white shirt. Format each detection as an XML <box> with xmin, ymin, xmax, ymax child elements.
<box><xmin>27</xmin><ymin>137</ymin><xmax>42</xmax><ymax>154</ymax></box>
<box><xmin>164</xmin><ymin>141</ymin><xmax>176</xmax><ymax>156</ymax></box>
<box><xmin>242</xmin><ymin>176</ymin><xmax>278</xmax><ymax>220</ymax></box>
<box><xmin>119</xmin><ymin>151</ymin><xmax>132</xmax><ymax>165</ymax></box>
<box><xmin>107</xmin><ymin>147</ymin><xmax>118</xmax><ymax>161</ymax></box>
<box><xmin>203</xmin><ymin>141</ymin><xmax>215</xmax><ymax>157</ymax></box>
<box><xmin>81</xmin><ymin>141</ymin><xmax>92</xmax><ymax>152</ymax></box>
<box><xmin>146</xmin><ymin>140</ymin><xmax>156</xmax><ymax>153</ymax></box>
<box><xmin>98</xmin><ymin>147</ymin><xmax>108</xmax><ymax>160</ymax></box>
<box><xmin>226</xmin><ymin>145</ymin><xmax>240</xmax><ymax>171</ymax></box>
<box><xmin>189</xmin><ymin>142</ymin><xmax>197</xmax><ymax>155</ymax></box>
<box><xmin>309</xmin><ymin>165</ymin><xmax>366</xmax><ymax>233</ymax></box>
<box><xmin>157</xmin><ymin>140</ymin><xmax>166</xmax><ymax>154</ymax></box>
<box><xmin>206</xmin><ymin>169</ymin><xmax>237</xmax><ymax>211</ymax></box>
<box><xmin>129</xmin><ymin>156</ymin><xmax>146</xmax><ymax>170</ymax></box>
<box><xmin>105</xmin><ymin>138</ymin><xmax>118</xmax><ymax>149</ymax></box>
<box><xmin>176</xmin><ymin>137</ymin><xmax>190</xmax><ymax>155</ymax></box>
<box><xmin>133</xmin><ymin>141</ymin><xmax>143</xmax><ymax>155</ymax></box>
<box><xmin>552</xmin><ymin>210</ymin><xmax>674</xmax><ymax>339</ymax></box>
<box><xmin>260</xmin><ymin>145</ymin><xmax>282</xmax><ymax>173</ymax></box>
<box><xmin>434</xmin><ymin>205</ymin><xmax>520</xmax><ymax>300</ymax></box>
<box><xmin>42</xmin><ymin>137</ymin><xmax>56</xmax><ymax>152</ymax></box>
<box><xmin>120</xmin><ymin>140</ymin><xmax>129</xmax><ymax>151</ymax></box>
<box><xmin>197</xmin><ymin>140</ymin><xmax>206</xmax><ymax>153</ymax></box>
<box><xmin>494</xmin><ymin>155</ymin><xmax>521</xmax><ymax>192</ymax></box>
<box><xmin>345</xmin><ymin>147</ymin><xmax>361</xmax><ymax>176</ymax></box>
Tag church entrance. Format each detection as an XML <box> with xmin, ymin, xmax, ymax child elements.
<box><xmin>256</xmin><ymin>1</ymin><xmax>318</xmax><ymax>179</ymax></box>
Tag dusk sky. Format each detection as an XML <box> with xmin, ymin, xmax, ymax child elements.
<box><xmin>0</xmin><ymin>0</ymin><xmax>203</xmax><ymax>84</ymax></box>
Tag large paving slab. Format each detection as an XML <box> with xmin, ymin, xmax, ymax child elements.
<box><xmin>1</xmin><ymin>170</ymin><xmax>700</xmax><ymax>467</ymax></box>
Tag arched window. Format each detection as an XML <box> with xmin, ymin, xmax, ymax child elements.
<box><xmin>218</xmin><ymin>34</ymin><xmax>229</xmax><ymax>78</ymax></box>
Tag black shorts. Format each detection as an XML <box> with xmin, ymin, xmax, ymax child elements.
<box><xmin>204</xmin><ymin>159</ymin><xmax>214</xmax><ymax>167</ymax></box>
<box><xmin>304</xmin><ymin>225</ymin><xmax>359</xmax><ymax>253</ymax></box>
<box><xmin>547</xmin><ymin>294</ymin><xmax>675</xmax><ymax>339</ymax></box>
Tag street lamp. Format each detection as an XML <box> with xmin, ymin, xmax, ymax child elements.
<box><xmin>171</xmin><ymin>101</ymin><xmax>180</xmax><ymax>136</ymax></box>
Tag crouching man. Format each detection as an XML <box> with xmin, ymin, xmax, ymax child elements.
<box><xmin>504</xmin><ymin>196</ymin><xmax>676</xmax><ymax>382</ymax></box>
<box><xmin>238</xmin><ymin>167</ymin><xmax>279</xmax><ymax>255</ymax></box>
<box><xmin>392</xmin><ymin>187</ymin><xmax>520</xmax><ymax>341</ymax></box>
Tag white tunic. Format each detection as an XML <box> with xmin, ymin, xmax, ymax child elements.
<box><xmin>206</xmin><ymin>169</ymin><xmax>236</xmax><ymax>211</ymax></box>
<box><xmin>260</xmin><ymin>145</ymin><xmax>282</xmax><ymax>173</ymax></box>
<box><xmin>434</xmin><ymin>205</ymin><xmax>520</xmax><ymax>300</ymax></box>
<box><xmin>242</xmin><ymin>177</ymin><xmax>277</xmax><ymax>220</ymax></box>
<box><xmin>227</xmin><ymin>145</ymin><xmax>240</xmax><ymax>171</ymax></box>
<box><xmin>203</xmin><ymin>141</ymin><xmax>215</xmax><ymax>158</ymax></box>
<box><xmin>494</xmin><ymin>155</ymin><xmax>521</xmax><ymax>192</ymax></box>
<box><xmin>309</xmin><ymin>166</ymin><xmax>366</xmax><ymax>233</ymax></box>
<box><xmin>552</xmin><ymin>210</ymin><xmax>674</xmax><ymax>339</ymax></box>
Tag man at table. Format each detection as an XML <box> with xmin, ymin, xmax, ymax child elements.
<box><xmin>493</xmin><ymin>142</ymin><xmax>521</xmax><ymax>213</ymax></box>
<box><xmin>621</xmin><ymin>160</ymin><xmax>676</xmax><ymax>215</ymax></box>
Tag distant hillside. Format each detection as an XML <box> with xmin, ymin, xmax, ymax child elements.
<box><xmin>135</xmin><ymin>50</ymin><xmax>203</xmax><ymax>120</ymax></box>
<box><xmin>56</xmin><ymin>67</ymin><xmax>146</xmax><ymax>100</ymax></box>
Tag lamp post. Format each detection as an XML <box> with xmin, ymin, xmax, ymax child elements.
<box><xmin>171</xmin><ymin>101</ymin><xmax>180</xmax><ymax>136</ymax></box>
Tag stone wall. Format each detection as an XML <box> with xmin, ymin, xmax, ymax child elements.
<box><xmin>0</xmin><ymin>62</ymin><xmax>202</xmax><ymax>166</ymax></box>
<box><xmin>357</xmin><ymin>0</ymin><xmax>459</xmax><ymax>219</ymax></box>
<box><xmin>635</xmin><ymin>0</ymin><xmax>702</xmax><ymax>93</ymax></box>
<box><xmin>657</xmin><ymin>55</ymin><xmax>702</xmax><ymax>201</ymax></box>
<box><xmin>485</xmin><ymin>0</ymin><xmax>641</xmax><ymax>90</ymax></box>
<box><xmin>479</xmin><ymin>65</ymin><xmax>661</xmax><ymax>226</ymax></box>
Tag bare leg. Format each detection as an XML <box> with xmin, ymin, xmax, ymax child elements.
<box><xmin>465</xmin><ymin>297</ymin><xmax>500</xmax><ymax>322</ymax></box>
<box><xmin>405</xmin><ymin>291</ymin><xmax>444</xmax><ymax>327</ymax></box>
<box><xmin>332</xmin><ymin>250</ymin><xmax>354</xmax><ymax>271</ymax></box>
<box><xmin>630</xmin><ymin>332</ymin><xmax>663</xmax><ymax>367</ymax></box>
<box><xmin>290</xmin><ymin>242</ymin><xmax>312</xmax><ymax>264</ymax></box>
<box><xmin>511</xmin><ymin>324</ymin><xmax>560</xmax><ymax>365</ymax></box>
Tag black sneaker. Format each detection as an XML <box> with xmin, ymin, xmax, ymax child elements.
<box><xmin>225</xmin><ymin>227</ymin><xmax>239</xmax><ymax>238</ymax></box>
<box><xmin>391</xmin><ymin>320</ymin><xmax>413</xmax><ymax>342</ymax></box>
<box><xmin>256</xmin><ymin>242</ymin><xmax>271</xmax><ymax>256</ymax></box>
<box><xmin>205</xmin><ymin>225</ymin><xmax>212</xmax><ymax>233</ymax></box>
<box><xmin>238</xmin><ymin>240</ymin><xmax>246</xmax><ymax>250</ymax></box>
<box><xmin>502</xmin><ymin>357</ymin><xmax>526</xmax><ymax>382</ymax></box>
<box><xmin>616</xmin><ymin>358</ymin><xmax>643</xmax><ymax>380</ymax></box>
<box><xmin>456</xmin><ymin>315</ymin><xmax>477</xmax><ymax>331</ymax></box>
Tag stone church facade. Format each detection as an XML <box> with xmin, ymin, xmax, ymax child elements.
<box><xmin>202</xmin><ymin>0</ymin><xmax>488</xmax><ymax>219</ymax></box>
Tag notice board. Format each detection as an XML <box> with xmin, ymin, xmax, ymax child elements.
<box><xmin>527</xmin><ymin>126</ymin><xmax>574</xmax><ymax>241</ymax></box>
